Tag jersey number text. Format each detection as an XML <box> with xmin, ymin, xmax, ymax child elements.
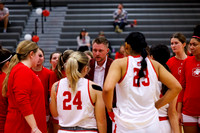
<box><xmin>63</xmin><ymin>91</ymin><xmax>82</xmax><ymax>110</ymax></box>
<box><xmin>133</xmin><ymin>68</ymin><xmax>150</xmax><ymax>87</ymax></box>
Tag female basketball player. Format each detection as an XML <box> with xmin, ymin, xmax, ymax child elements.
<box><xmin>177</xmin><ymin>25</ymin><xmax>200</xmax><ymax>133</ymax></box>
<box><xmin>103</xmin><ymin>32</ymin><xmax>182</xmax><ymax>133</ymax></box>
<box><xmin>50</xmin><ymin>51</ymin><xmax>107</xmax><ymax>133</ymax></box>
<box><xmin>150</xmin><ymin>44</ymin><xmax>180</xmax><ymax>133</ymax></box>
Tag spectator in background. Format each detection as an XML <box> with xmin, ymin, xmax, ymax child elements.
<box><xmin>115</xmin><ymin>44</ymin><xmax>125</xmax><ymax>59</ymax></box>
<box><xmin>0</xmin><ymin>47</ymin><xmax>13</xmax><ymax>133</ymax></box>
<box><xmin>0</xmin><ymin>2</ymin><xmax>9</xmax><ymax>33</ymax></box>
<box><xmin>113</xmin><ymin>3</ymin><xmax>128</xmax><ymax>33</ymax></box>
<box><xmin>49</xmin><ymin>51</ymin><xmax>61</xmax><ymax>71</ymax></box>
<box><xmin>77</xmin><ymin>28</ymin><xmax>91</xmax><ymax>52</ymax></box>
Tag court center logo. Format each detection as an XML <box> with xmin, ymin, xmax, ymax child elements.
<box><xmin>192</xmin><ymin>67</ymin><xmax>200</xmax><ymax>77</ymax></box>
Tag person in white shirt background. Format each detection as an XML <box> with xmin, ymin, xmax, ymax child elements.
<box><xmin>0</xmin><ymin>2</ymin><xmax>9</xmax><ymax>33</ymax></box>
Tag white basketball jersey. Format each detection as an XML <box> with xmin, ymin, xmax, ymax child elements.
<box><xmin>113</xmin><ymin>56</ymin><xmax>159</xmax><ymax>130</ymax></box>
<box><xmin>156</xmin><ymin>82</ymin><xmax>169</xmax><ymax>117</ymax></box>
<box><xmin>57</xmin><ymin>78</ymin><xmax>97</xmax><ymax>129</ymax></box>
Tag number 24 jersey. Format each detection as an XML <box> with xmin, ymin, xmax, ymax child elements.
<box><xmin>56</xmin><ymin>78</ymin><xmax>97</xmax><ymax>129</ymax></box>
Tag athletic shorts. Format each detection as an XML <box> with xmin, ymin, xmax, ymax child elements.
<box><xmin>113</xmin><ymin>120</ymin><xmax>161</xmax><ymax>133</ymax></box>
<box><xmin>182</xmin><ymin>113</ymin><xmax>200</xmax><ymax>127</ymax></box>
<box><xmin>58</xmin><ymin>126</ymin><xmax>98</xmax><ymax>133</ymax></box>
<box><xmin>159</xmin><ymin>119</ymin><xmax>171</xmax><ymax>133</ymax></box>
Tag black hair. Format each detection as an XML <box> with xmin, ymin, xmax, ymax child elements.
<box><xmin>125</xmin><ymin>32</ymin><xmax>148</xmax><ymax>86</ymax></box>
<box><xmin>150</xmin><ymin>44</ymin><xmax>170</xmax><ymax>66</ymax></box>
<box><xmin>55</xmin><ymin>50</ymin><xmax>74</xmax><ymax>80</ymax></box>
<box><xmin>79</xmin><ymin>28</ymin><xmax>86</xmax><ymax>39</ymax></box>
<box><xmin>192</xmin><ymin>24</ymin><xmax>200</xmax><ymax>42</ymax></box>
<box><xmin>150</xmin><ymin>44</ymin><xmax>171</xmax><ymax>95</ymax></box>
<box><xmin>0</xmin><ymin>48</ymin><xmax>12</xmax><ymax>72</ymax></box>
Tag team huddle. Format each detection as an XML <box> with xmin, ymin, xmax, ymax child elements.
<box><xmin>0</xmin><ymin>25</ymin><xmax>200</xmax><ymax>133</ymax></box>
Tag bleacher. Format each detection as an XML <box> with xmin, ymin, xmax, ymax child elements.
<box><xmin>57</xmin><ymin>1</ymin><xmax>200</xmax><ymax>58</ymax></box>
<box><xmin>0</xmin><ymin>0</ymin><xmax>199</xmax><ymax>67</ymax></box>
<box><xmin>0</xmin><ymin>2</ymin><xmax>32</xmax><ymax>52</ymax></box>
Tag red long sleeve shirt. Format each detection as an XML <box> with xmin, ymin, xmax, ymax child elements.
<box><xmin>0</xmin><ymin>72</ymin><xmax>7</xmax><ymax>133</ymax></box>
<box><xmin>5</xmin><ymin>63</ymin><xmax>47</xmax><ymax>133</ymax></box>
<box><xmin>178</xmin><ymin>56</ymin><xmax>200</xmax><ymax>116</ymax></box>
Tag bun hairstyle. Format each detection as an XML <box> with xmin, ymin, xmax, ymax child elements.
<box><xmin>125</xmin><ymin>32</ymin><xmax>148</xmax><ymax>86</ymax></box>
<box><xmin>2</xmin><ymin>40</ymin><xmax>38</xmax><ymax>97</ymax></box>
<box><xmin>192</xmin><ymin>25</ymin><xmax>200</xmax><ymax>41</ymax></box>
<box><xmin>65</xmin><ymin>51</ymin><xmax>89</xmax><ymax>92</ymax></box>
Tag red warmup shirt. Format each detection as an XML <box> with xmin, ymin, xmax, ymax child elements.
<box><xmin>0</xmin><ymin>72</ymin><xmax>8</xmax><ymax>132</ymax></box>
<box><xmin>166</xmin><ymin>56</ymin><xmax>185</xmax><ymax>81</ymax></box>
<box><xmin>49</xmin><ymin>70</ymin><xmax>65</xmax><ymax>91</ymax></box>
<box><xmin>32</xmin><ymin>67</ymin><xmax>51</xmax><ymax>117</ymax></box>
<box><xmin>178</xmin><ymin>56</ymin><xmax>200</xmax><ymax>116</ymax></box>
<box><xmin>115</xmin><ymin>52</ymin><xmax>124</xmax><ymax>59</ymax></box>
<box><xmin>5</xmin><ymin>63</ymin><xmax>47</xmax><ymax>133</ymax></box>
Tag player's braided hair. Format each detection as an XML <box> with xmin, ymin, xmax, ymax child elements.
<box><xmin>125</xmin><ymin>32</ymin><xmax>148</xmax><ymax>86</ymax></box>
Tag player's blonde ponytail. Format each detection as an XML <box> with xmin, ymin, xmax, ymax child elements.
<box><xmin>65</xmin><ymin>51</ymin><xmax>89</xmax><ymax>92</ymax></box>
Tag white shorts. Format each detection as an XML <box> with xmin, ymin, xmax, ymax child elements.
<box><xmin>182</xmin><ymin>113</ymin><xmax>200</xmax><ymax>127</ymax></box>
<box><xmin>113</xmin><ymin>121</ymin><xmax>161</xmax><ymax>133</ymax></box>
<box><xmin>58</xmin><ymin>130</ymin><xmax>97</xmax><ymax>133</ymax></box>
<box><xmin>159</xmin><ymin>120</ymin><xmax>171</xmax><ymax>133</ymax></box>
<box><xmin>58</xmin><ymin>127</ymin><xmax>98</xmax><ymax>133</ymax></box>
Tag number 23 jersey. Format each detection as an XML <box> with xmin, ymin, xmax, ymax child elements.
<box><xmin>113</xmin><ymin>56</ymin><xmax>159</xmax><ymax>130</ymax></box>
<box><xmin>56</xmin><ymin>77</ymin><xmax>97</xmax><ymax>128</ymax></box>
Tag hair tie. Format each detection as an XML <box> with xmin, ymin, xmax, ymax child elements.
<box><xmin>16</xmin><ymin>53</ymin><xmax>23</xmax><ymax>59</ymax></box>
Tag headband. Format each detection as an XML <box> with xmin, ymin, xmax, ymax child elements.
<box><xmin>192</xmin><ymin>36</ymin><xmax>200</xmax><ymax>39</ymax></box>
<box><xmin>0</xmin><ymin>55</ymin><xmax>12</xmax><ymax>64</ymax></box>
